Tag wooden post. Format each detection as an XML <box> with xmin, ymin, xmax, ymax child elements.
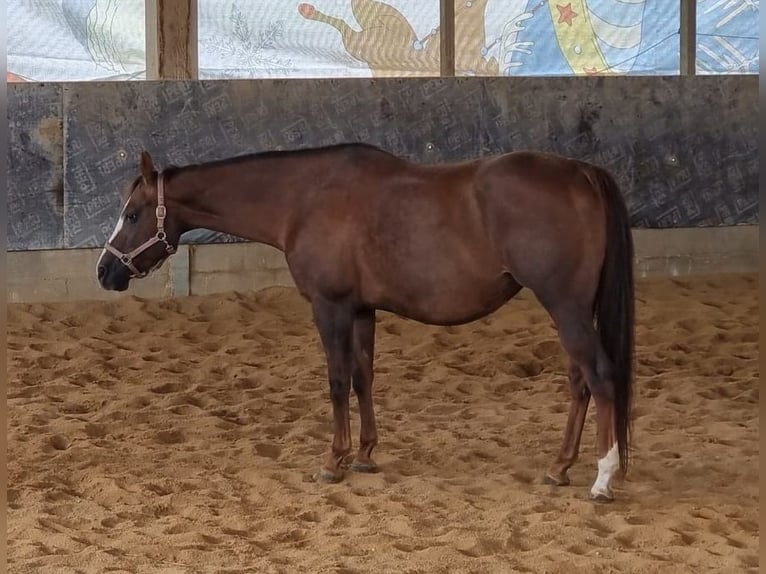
<box><xmin>145</xmin><ymin>0</ymin><xmax>198</xmax><ymax>80</ymax></box>
<box><xmin>680</xmin><ymin>0</ymin><xmax>696</xmax><ymax>76</ymax></box>
<box><xmin>440</xmin><ymin>0</ymin><xmax>456</xmax><ymax>76</ymax></box>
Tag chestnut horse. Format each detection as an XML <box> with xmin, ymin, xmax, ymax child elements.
<box><xmin>97</xmin><ymin>143</ymin><xmax>635</xmax><ymax>502</ymax></box>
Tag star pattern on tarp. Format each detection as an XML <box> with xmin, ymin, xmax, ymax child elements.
<box><xmin>556</xmin><ymin>3</ymin><xmax>578</xmax><ymax>26</ymax></box>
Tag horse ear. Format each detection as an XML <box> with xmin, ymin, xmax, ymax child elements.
<box><xmin>140</xmin><ymin>151</ymin><xmax>155</xmax><ymax>183</ymax></box>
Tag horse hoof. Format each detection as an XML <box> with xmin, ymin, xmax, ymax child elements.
<box><xmin>350</xmin><ymin>460</ymin><xmax>378</xmax><ymax>473</ymax></box>
<box><xmin>312</xmin><ymin>468</ymin><xmax>343</xmax><ymax>484</ymax></box>
<box><xmin>543</xmin><ymin>472</ymin><xmax>570</xmax><ymax>487</ymax></box>
<box><xmin>589</xmin><ymin>490</ymin><xmax>614</xmax><ymax>503</ymax></box>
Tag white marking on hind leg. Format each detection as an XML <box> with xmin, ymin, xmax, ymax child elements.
<box><xmin>590</xmin><ymin>443</ymin><xmax>619</xmax><ymax>499</ymax></box>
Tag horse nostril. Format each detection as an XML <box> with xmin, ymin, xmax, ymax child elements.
<box><xmin>97</xmin><ymin>265</ymin><xmax>107</xmax><ymax>280</ymax></box>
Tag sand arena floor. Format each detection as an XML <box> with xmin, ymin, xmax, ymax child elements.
<box><xmin>7</xmin><ymin>273</ymin><xmax>759</xmax><ymax>573</ymax></box>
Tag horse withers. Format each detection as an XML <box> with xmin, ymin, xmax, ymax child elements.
<box><xmin>97</xmin><ymin>143</ymin><xmax>635</xmax><ymax>502</ymax></box>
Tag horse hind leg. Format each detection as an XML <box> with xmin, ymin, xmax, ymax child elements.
<box><xmin>546</xmin><ymin>303</ymin><xmax>621</xmax><ymax>502</ymax></box>
<box><xmin>544</xmin><ymin>362</ymin><xmax>590</xmax><ymax>486</ymax></box>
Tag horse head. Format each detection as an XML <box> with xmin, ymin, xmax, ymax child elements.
<box><xmin>96</xmin><ymin>151</ymin><xmax>181</xmax><ymax>291</ymax></box>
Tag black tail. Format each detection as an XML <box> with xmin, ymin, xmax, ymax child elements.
<box><xmin>588</xmin><ymin>165</ymin><xmax>635</xmax><ymax>475</ymax></box>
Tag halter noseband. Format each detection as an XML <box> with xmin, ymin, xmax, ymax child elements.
<box><xmin>104</xmin><ymin>172</ymin><xmax>176</xmax><ymax>278</ymax></box>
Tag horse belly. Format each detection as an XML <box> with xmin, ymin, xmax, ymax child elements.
<box><xmin>358</xmin><ymin>185</ymin><xmax>518</xmax><ymax>324</ymax></box>
<box><xmin>374</xmin><ymin>266</ymin><xmax>519</xmax><ymax>326</ymax></box>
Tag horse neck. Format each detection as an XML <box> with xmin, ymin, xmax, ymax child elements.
<box><xmin>167</xmin><ymin>158</ymin><xmax>297</xmax><ymax>251</ymax></box>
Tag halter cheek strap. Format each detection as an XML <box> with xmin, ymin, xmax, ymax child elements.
<box><xmin>104</xmin><ymin>172</ymin><xmax>176</xmax><ymax>278</ymax></box>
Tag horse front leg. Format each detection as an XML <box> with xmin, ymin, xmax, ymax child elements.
<box><xmin>349</xmin><ymin>308</ymin><xmax>378</xmax><ymax>473</ymax></box>
<box><xmin>312</xmin><ymin>298</ymin><xmax>354</xmax><ymax>483</ymax></box>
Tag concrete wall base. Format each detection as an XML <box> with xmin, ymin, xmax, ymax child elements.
<box><xmin>7</xmin><ymin>226</ymin><xmax>758</xmax><ymax>304</ymax></box>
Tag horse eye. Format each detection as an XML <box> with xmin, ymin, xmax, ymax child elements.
<box><xmin>126</xmin><ymin>213</ymin><xmax>138</xmax><ymax>223</ymax></box>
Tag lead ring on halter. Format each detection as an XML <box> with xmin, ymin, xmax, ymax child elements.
<box><xmin>104</xmin><ymin>171</ymin><xmax>177</xmax><ymax>278</ymax></box>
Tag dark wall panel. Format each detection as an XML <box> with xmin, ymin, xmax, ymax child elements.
<box><xmin>481</xmin><ymin>76</ymin><xmax>758</xmax><ymax>228</ymax></box>
<box><xmin>7</xmin><ymin>75</ymin><xmax>759</xmax><ymax>251</ymax></box>
<box><xmin>8</xmin><ymin>84</ymin><xmax>64</xmax><ymax>250</ymax></box>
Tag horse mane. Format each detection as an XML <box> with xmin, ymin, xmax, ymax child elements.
<box><xmin>164</xmin><ymin>142</ymin><xmax>392</xmax><ymax>175</ymax></box>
